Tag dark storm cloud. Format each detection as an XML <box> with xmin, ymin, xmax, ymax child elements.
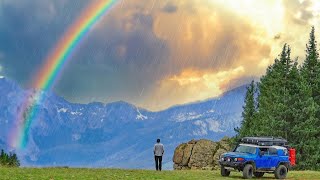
<box><xmin>0</xmin><ymin>0</ymin><xmax>90</xmax><ymax>85</ymax></box>
<box><xmin>0</xmin><ymin>0</ymin><xmax>172</xmax><ymax>106</ymax></box>
<box><xmin>55</xmin><ymin>10</ymin><xmax>170</xmax><ymax>103</ymax></box>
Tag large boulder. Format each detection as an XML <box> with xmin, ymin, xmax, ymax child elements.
<box><xmin>182</xmin><ymin>143</ymin><xmax>193</xmax><ymax>165</ymax></box>
<box><xmin>173</xmin><ymin>137</ymin><xmax>231</xmax><ymax>170</ymax></box>
<box><xmin>173</xmin><ymin>143</ymin><xmax>186</xmax><ymax>164</ymax></box>
<box><xmin>219</xmin><ymin>137</ymin><xmax>231</xmax><ymax>150</ymax></box>
<box><xmin>172</xmin><ymin>140</ymin><xmax>197</xmax><ymax>170</ymax></box>
<box><xmin>188</xmin><ymin>139</ymin><xmax>217</xmax><ymax>169</ymax></box>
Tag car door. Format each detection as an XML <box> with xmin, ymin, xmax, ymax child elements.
<box><xmin>255</xmin><ymin>148</ymin><xmax>271</xmax><ymax>169</ymax></box>
<box><xmin>268</xmin><ymin>147</ymin><xmax>279</xmax><ymax>168</ymax></box>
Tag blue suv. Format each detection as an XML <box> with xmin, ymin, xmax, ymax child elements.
<box><xmin>219</xmin><ymin>137</ymin><xmax>293</xmax><ymax>179</ymax></box>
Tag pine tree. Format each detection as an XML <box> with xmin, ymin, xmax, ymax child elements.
<box><xmin>236</xmin><ymin>81</ymin><xmax>256</xmax><ymax>138</ymax></box>
<box><xmin>301</xmin><ymin>26</ymin><xmax>320</xmax><ymax>111</ymax></box>
<box><xmin>285</xmin><ymin>58</ymin><xmax>319</xmax><ymax>169</ymax></box>
<box><xmin>298</xmin><ymin>27</ymin><xmax>320</xmax><ymax>170</ymax></box>
<box><xmin>301</xmin><ymin>27</ymin><xmax>320</xmax><ymax>91</ymax></box>
<box><xmin>8</xmin><ymin>153</ymin><xmax>20</xmax><ymax>167</ymax></box>
<box><xmin>254</xmin><ymin>44</ymin><xmax>291</xmax><ymax>137</ymax></box>
<box><xmin>236</xmin><ymin>28</ymin><xmax>320</xmax><ymax>170</ymax></box>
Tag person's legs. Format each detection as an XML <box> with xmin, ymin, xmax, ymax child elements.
<box><xmin>155</xmin><ymin>156</ymin><xmax>159</xmax><ymax>170</ymax></box>
<box><xmin>159</xmin><ymin>156</ymin><xmax>162</xmax><ymax>171</ymax></box>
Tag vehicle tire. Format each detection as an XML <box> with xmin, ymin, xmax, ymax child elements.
<box><xmin>274</xmin><ymin>165</ymin><xmax>287</xmax><ymax>179</ymax></box>
<box><xmin>243</xmin><ymin>164</ymin><xmax>254</xmax><ymax>179</ymax></box>
<box><xmin>220</xmin><ymin>165</ymin><xmax>230</xmax><ymax>177</ymax></box>
<box><xmin>253</xmin><ymin>172</ymin><xmax>264</xmax><ymax>178</ymax></box>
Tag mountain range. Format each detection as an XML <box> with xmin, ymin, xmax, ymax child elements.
<box><xmin>0</xmin><ymin>77</ymin><xmax>247</xmax><ymax>169</ymax></box>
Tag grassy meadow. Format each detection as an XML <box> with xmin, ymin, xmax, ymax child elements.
<box><xmin>0</xmin><ymin>167</ymin><xmax>319</xmax><ymax>180</ymax></box>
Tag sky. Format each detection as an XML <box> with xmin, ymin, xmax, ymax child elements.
<box><xmin>0</xmin><ymin>0</ymin><xmax>320</xmax><ymax>111</ymax></box>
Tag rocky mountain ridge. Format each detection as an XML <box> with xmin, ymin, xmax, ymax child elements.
<box><xmin>0</xmin><ymin>77</ymin><xmax>246</xmax><ymax>169</ymax></box>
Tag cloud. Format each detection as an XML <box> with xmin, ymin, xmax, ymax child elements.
<box><xmin>143</xmin><ymin>66</ymin><xmax>245</xmax><ymax>110</ymax></box>
<box><xmin>0</xmin><ymin>0</ymin><xmax>282</xmax><ymax>110</ymax></box>
<box><xmin>0</xmin><ymin>0</ymin><xmax>91</xmax><ymax>84</ymax></box>
<box><xmin>283</xmin><ymin>0</ymin><xmax>315</xmax><ymax>25</ymax></box>
<box><xmin>1</xmin><ymin>0</ymin><xmax>320</xmax><ymax>110</ymax></box>
<box><xmin>152</xmin><ymin>0</ymin><xmax>273</xmax><ymax>74</ymax></box>
<box><xmin>52</xmin><ymin>3</ymin><xmax>171</xmax><ymax>104</ymax></box>
<box><xmin>277</xmin><ymin>0</ymin><xmax>320</xmax><ymax>62</ymax></box>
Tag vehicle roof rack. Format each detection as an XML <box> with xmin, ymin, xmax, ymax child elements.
<box><xmin>240</xmin><ymin>137</ymin><xmax>288</xmax><ymax>147</ymax></box>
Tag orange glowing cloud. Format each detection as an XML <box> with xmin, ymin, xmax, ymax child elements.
<box><xmin>143</xmin><ymin>67</ymin><xmax>245</xmax><ymax>110</ymax></box>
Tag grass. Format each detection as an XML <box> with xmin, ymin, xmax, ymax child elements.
<box><xmin>0</xmin><ymin>167</ymin><xmax>319</xmax><ymax>180</ymax></box>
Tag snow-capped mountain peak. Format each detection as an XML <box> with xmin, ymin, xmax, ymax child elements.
<box><xmin>0</xmin><ymin>78</ymin><xmax>247</xmax><ymax>169</ymax></box>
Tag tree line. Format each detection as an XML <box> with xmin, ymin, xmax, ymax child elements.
<box><xmin>236</xmin><ymin>27</ymin><xmax>320</xmax><ymax>170</ymax></box>
<box><xmin>0</xmin><ymin>149</ymin><xmax>20</xmax><ymax>167</ymax></box>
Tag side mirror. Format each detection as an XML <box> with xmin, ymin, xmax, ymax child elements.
<box><xmin>259</xmin><ymin>151</ymin><xmax>265</xmax><ymax>157</ymax></box>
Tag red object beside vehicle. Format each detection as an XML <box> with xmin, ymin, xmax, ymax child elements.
<box><xmin>289</xmin><ymin>148</ymin><xmax>296</xmax><ymax>166</ymax></box>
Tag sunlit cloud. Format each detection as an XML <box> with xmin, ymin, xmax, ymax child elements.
<box><xmin>142</xmin><ymin>66</ymin><xmax>245</xmax><ymax>111</ymax></box>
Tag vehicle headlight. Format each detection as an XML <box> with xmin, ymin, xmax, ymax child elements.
<box><xmin>234</xmin><ymin>158</ymin><xmax>238</xmax><ymax>161</ymax></box>
<box><xmin>221</xmin><ymin>157</ymin><xmax>224</xmax><ymax>161</ymax></box>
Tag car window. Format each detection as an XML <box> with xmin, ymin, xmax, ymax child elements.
<box><xmin>235</xmin><ymin>145</ymin><xmax>256</xmax><ymax>154</ymax></box>
<box><xmin>269</xmin><ymin>148</ymin><xmax>278</xmax><ymax>155</ymax></box>
<box><xmin>259</xmin><ymin>147</ymin><xmax>278</xmax><ymax>155</ymax></box>
<box><xmin>259</xmin><ymin>147</ymin><xmax>268</xmax><ymax>154</ymax></box>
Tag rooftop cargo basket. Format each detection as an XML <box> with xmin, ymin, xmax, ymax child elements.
<box><xmin>240</xmin><ymin>137</ymin><xmax>288</xmax><ymax>147</ymax></box>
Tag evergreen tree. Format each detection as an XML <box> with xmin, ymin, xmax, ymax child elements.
<box><xmin>0</xmin><ymin>149</ymin><xmax>20</xmax><ymax>167</ymax></box>
<box><xmin>301</xmin><ymin>26</ymin><xmax>320</xmax><ymax>120</ymax></box>
<box><xmin>235</xmin><ymin>27</ymin><xmax>320</xmax><ymax>170</ymax></box>
<box><xmin>298</xmin><ymin>26</ymin><xmax>320</xmax><ymax>170</ymax></box>
<box><xmin>286</xmin><ymin>59</ymin><xmax>319</xmax><ymax>169</ymax></box>
<box><xmin>0</xmin><ymin>149</ymin><xmax>5</xmax><ymax>166</ymax></box>
<box><xmin>8</xmin><ymin>153</ymin><xmax>20</xmax><ymax>167</ymax></box>
<box><xmin>301</xmin><ymin>26</ymin><xmax>320</xmax><ymax>100</ymax></box>
<box><xmin>235</xmin><ymin>80</ymin><xmax>256</xmax><ymax>138</ymax></box>
<box><xmin>254</xmin><ymin>44</ymin><xmax>292</xmax><ymax>137</ymax></box>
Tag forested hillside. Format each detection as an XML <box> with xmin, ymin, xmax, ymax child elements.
<box><xmin>236</xmin><ymin>27</ymin><xmax>320</xmax><ymax>170</ymax></box>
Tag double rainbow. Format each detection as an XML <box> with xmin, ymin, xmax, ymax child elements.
<box><xmin>10</xmin><ymin>0</ymin><xmax>117</xmax><ymax>149</ymax></box>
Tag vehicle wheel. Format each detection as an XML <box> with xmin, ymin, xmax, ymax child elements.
<box><xmin>274</xmin><ymin>165</ymin><xmax>287</xmax><ymax>179</ymax></box>
<box><xmin>243</xmin><ymin>164</ymin><xmax>254</xmax><ymax>179</ymax></box>
<box><xmin>253</xmin><ymin>172</ymin><xmax>264</xmax><ymax>178</ymax></box>
<box><xmin>220</xmin><ymin>165</ymin><xmax>230</xmax><ymax>177</ymax></box>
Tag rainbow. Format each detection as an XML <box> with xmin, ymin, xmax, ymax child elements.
<box><xmin>10</xmin><ymin>0</ymin><xmax>118</xmax><ymax>149</ymax></box>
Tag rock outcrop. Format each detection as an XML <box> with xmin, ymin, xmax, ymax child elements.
<box><xmin>173</xmin><ymin>137</ymin><xmax>231</xmax><ymax>170</ymax></box>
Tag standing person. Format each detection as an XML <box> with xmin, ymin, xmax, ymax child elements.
<box><xmin>154</xmin><ymin>138</ymin><xmax>164</xmax><ymax>171</ymax></box>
